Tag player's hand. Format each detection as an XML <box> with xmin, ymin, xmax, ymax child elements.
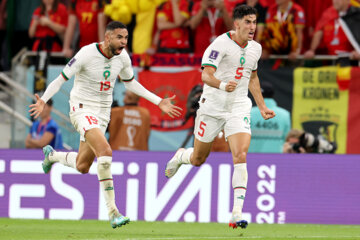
<box><xmin>29</xmin><ymin>94</ymin><xmax>45</xmax><ymax>119</ymax></box>
<box><xmin>226</xmin><ymin>80</ymin><xmax>237</xmax><ymax>92</ymax></box>
<box><xmin>260</xmin><ymin>107</ymin><xmax>275</xmax><ymax>120</ymax></box>
<box><xmin>158</xmin><ymin>95</ymin><xmax>183</xmax><ymax>118</ymax></box>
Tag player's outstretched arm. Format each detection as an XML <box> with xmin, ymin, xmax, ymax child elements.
<box><xmin>249</xmin><ymin>71</ymin><xmax>275</xmax><ymax>120</ymax></box>
<box><xmin>158</xmin><ymin>95</ymin><xmax>182</xmax><ymax>118</ymax></box>
<box><xmin>29</xmin><ymin>75</ymin><xmax>66</xmax><ymax>119</ymax></box>
<box><xmin>29</xmin><ymin>94</ymin><xmax>45</xmax><ymax>119</ymax></box>
<box><xmin>123</xmin><ymin>80</ymin><xmax>182</xmax><ymax>118</ymax></box>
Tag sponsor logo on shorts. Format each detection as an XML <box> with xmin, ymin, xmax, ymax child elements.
<box><xmin>68</xmin><ymin>58</ymin><xmax>76</xmax><ymax>67</ymax></box>
<box><xmin>209</xmin><ymin>50</ymin><xmax>219</xmax><ymax>60</ymax></box>
<box><xmin>244</xmin><ymin>117</ymin><xmax>250</xmax><ymax>125</ymax></box>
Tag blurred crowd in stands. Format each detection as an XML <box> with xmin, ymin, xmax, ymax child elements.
<box><xmin>0</xmin><ymin>0</ymin><xmax>358</xmax><ymax>153</ymax></box>
<box><xmin>0</xmin><ymin>0</ymin><xmax>359</xmax><ymax>71</ymax></box>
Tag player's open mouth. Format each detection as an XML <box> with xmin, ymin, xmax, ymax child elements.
<box><xmin>249</xmin><ymin>32</ymin><xmax>254</xmax><ymax>37</ymax></box>
<box><xmin>117</xmin><ymin>47</ymin><xmax>124</xmax><ymax>53</ymax></box>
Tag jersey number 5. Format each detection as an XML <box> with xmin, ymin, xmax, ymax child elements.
<box><xmin>235</xmin><ymin>67</ymin><xmax>244</xmax><ymax>80</ymax></box>
<box><xmin>198</xmin><ymin>121</ymin><xmax>206</xmax><ymax>137</ymax></box>
<box><xmin>100</xmin><ymin>81</ymin><xmax>111</xmax><ymax>91</ymax></box>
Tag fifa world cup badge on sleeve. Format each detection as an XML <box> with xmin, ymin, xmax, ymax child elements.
<box><xmin>68</xmin><ymin>58</ymin><xmax>76</xmax><ymax>67</ymax></box>
<box><xmin>209</xmin><ymin>50</ymin><xmax>219</xmax><ymax>60</ymax></box>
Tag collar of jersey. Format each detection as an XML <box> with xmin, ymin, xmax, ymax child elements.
<box><xmin>96</xmin><ymin>43</ymin><xmax>112</xmax><ymax>59</ymax></box>
<box><xmin>226</xmin><ymin>32</ymin><xmax>248</xmax><ymax>49</ymax></box>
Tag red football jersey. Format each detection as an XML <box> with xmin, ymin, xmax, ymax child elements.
<box><xmin>70</xmin><ymin>0</ymin><xmax>105</xmax><ymax>47</ymax></box>
<box><xmin>191</xmin><ymin>2</ymin><xmax>228</xmax><ymax>54</ymax></box>
<box><xmin>314</xmin><ymin>6</ymin><xmax>353</xmax><ymax>55</ymax></box>
<box><xmin>262</xmin><ymin>2</ymin><xmax>305</xmax><ymax>54</ymax></box>
<box><xmin>30</xmin><ymin>3</ymin><xmax>68</xmax><ymax>52</ymax></box>
<box><xmin>157</xmin><ymin>0</ymin><xmax>190</xmax><ymax>50</ymax></box>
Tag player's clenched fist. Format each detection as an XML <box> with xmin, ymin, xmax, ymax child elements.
<box><xmin>226</xmin><ymin>80</ymin><xmax>237</xmax><ymax>92</ymax></box>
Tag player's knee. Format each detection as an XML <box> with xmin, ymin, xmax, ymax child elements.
<box><xmin>192</xmin><ymin>155</ymin><xmax>206</xmax><ymax>167</ymax></box>
<box><xmin>233</xmin><ymin>151</ymin><xmax>247</xmax><ymax>163</ymax></box>
<box><xmin>97</xmin><ymin>146</ymin><xmax>112</xmax><ymax>158</ymax></box>
<box><xmin>76</xmin><ymin>162</ymin><xmax>91</xmax><ymax>174</ymax></box>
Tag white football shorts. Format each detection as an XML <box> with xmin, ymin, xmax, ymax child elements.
<box><xmin>69</xmin><ymin>103</ymin><xmax>110</xmax><ymax>142</ymax></box>
<box><xmin>194</xmin><ymin>101</ymin><xmax>252</xmax><ymax>143</ymax></box>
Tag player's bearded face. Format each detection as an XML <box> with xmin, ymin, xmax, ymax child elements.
<box><xmin>109</xmin><ymin>28</ymin><xmax>128</xmax><ymax>55</ymax></box>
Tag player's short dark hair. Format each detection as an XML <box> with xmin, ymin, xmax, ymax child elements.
<box><xmin>46</xmin><ymin>99</ymin><xmax>53</xmax><ymax>107</ymax></box>
<box><xmin>233</xmin><ymin>5</ymin><xmax>257</xmax><ymax>20</ymax></box>
<box><xmin>106</xmin><ymin>21</ymin><xmax>127</xmax><ymax>32</ymax></box>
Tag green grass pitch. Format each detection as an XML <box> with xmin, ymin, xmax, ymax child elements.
<box><xmin>1</xmin><ymin>218</ymin><xmax>360</xmax><ymax>240</ymax></box>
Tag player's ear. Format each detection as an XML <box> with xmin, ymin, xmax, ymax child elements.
<box><xmin>234</xmin><ymin>19</ymin><xmax>240</xmax><ymax>29</ymax></box>
<box><xmin>105</xmin><ymin>30</ymin><xmax>111</xmax><ymax>43</ymax></box>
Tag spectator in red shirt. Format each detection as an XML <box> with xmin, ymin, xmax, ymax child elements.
<box><xmin>261</xmin><ymin>0</ymin><xmax>305</xmax><ymax>59</ymax></box>
<box><xmin>304</xmin><ymin>0</ymin><xmax>360</xmax><ymax>60</ymax></box>
<box><xmin>28</xmin><ymin>0</ymin><xmax>68</xmax><ymax>52</ymax></box>
<box><xmin>62</xmin><ymin>0</ymin><xmax>106</xmax><ymax>57</ymax></box>
<box><xmin>189</xmin><ymin>0</ymin><xmax>233</xmax><ymax>55</ymax></box>
<box><xmin>156</xmin><ymin>0</ymin><xmax>191</xmax><ymax>53</ymax></box>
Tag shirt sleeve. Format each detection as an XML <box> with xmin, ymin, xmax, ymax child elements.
<box><xmin>201</xmin><ymin>38</ymin><xmax>225</xmax><ymax>70</ymax></box>
<box><xmin>46</xmin><ymin>121</ymin><xmax>57</xmax><ymax>136</ymax></box>
<box><xmin>294</xmin><ymin>6</ymin><xmax>305</xmax><ymax>26</ymax></box>
<box><xmin>119</xmin><ymin>51</ymin><xmax>134</xmax><ymax>82</ymax></box>
<box><xmin>179</xmin><ymin>0</ymin><xmax>190</xmax><ymax>19</ymax></box>
<box><xmin>30</xmin><ymin>7</ymin><xmax>41</xmax><ymax>27</ymax></box>
<box><xmin>191</xmin><ymin>2</ymin><xmax>200</xmax><ymax>16</ymax></box>
<box><xmin>253</xmin><ymin>44</ymin><xmax>262</xmax><ymax>71</ymax></box>
<box><xmin>58</xmin><ymin>4</ymin><xmax>68</xmax><ymax>27</ymax></box>
<box><xmin>157</xmin><ymin>2</ymin><xmax>167</xmax><ymax>20</ymax></box>
<box><xmin>61</xmin><ymin>47</ymin><xmax>86</xmax><ymax>80</ymax></box>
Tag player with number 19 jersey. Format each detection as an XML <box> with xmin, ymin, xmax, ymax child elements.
<box><xmin>62</xmin><ymin>43</ymin><xmax>134</xmax><ymax>110</ymax></box>
<box><xmin>200</xmin><ymin>31</ymin><xmax>262</xmax><ymax>114</ymax></box>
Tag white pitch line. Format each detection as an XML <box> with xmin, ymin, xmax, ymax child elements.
<box><xmin>124</xmin><ymin>238</ymin><xmax>262</xmax><ymax>240</ymax></box>
<box><xmin>80</xmin><ymin>236</ymin><xmax>360</xmax><ymax>240</ymax></box>
<box><xmin>122</xmin><ymin>236</ymin><xmax>360</xmax><ymax>240</ymax></box>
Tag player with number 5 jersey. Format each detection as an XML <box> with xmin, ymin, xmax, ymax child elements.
<box><xmin>29</xmin><ymin>21</ymin><xmax>182</xmax><ymax>229</ymax></box>
<box><xmin>165</xmin><ymin>5</ymin><xmax>275</xmax><ymax>230</ymax></box>
<box><xmin>201</xmin><ymin>32</ymin><xmax>262</xmax><ymax>113</ymax></box>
